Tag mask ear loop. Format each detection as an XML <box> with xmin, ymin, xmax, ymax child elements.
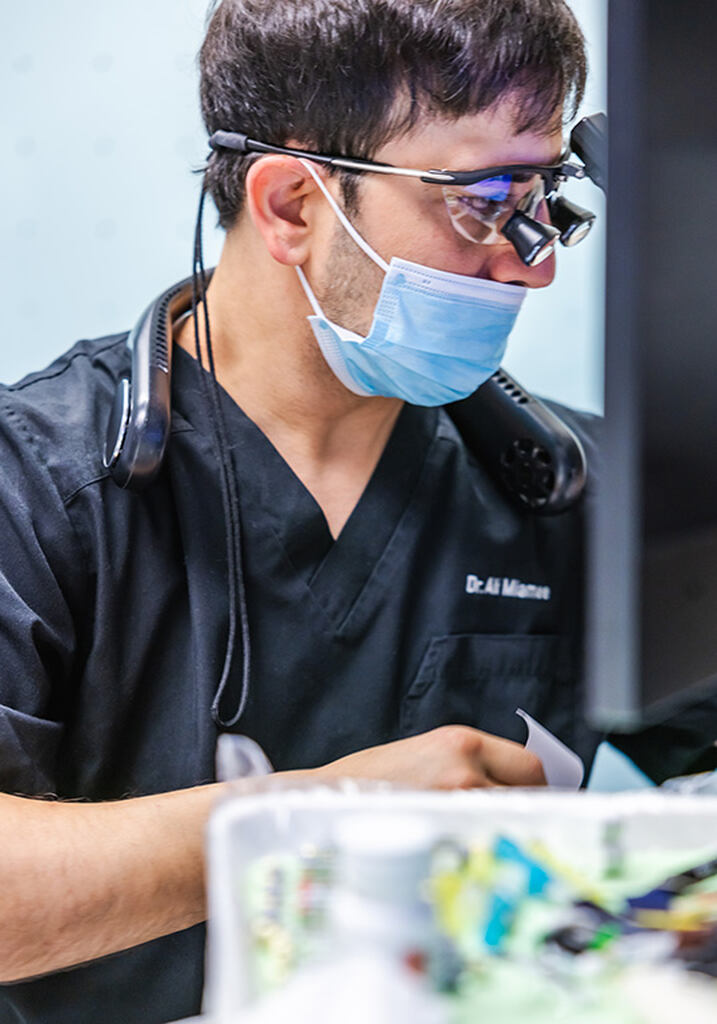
<box><xmin>299</xmin><ymin>159</ymin><xmax>390</xmax><ymax>273</ymax></box>
<box><xmin>295</xmin><ymin>264</ymin><xmax>325</xmax><ymax>318</ymax></box>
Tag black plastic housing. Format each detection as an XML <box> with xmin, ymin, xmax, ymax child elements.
<box><xmin>446</xmin><ymin>370</ymin><xmax>587</xmax><ymax>514</ymax></box>
<box><xmin>103</xmin><ymin>277</ymin><xmax>194</xmax><ymax>490</ymax></box>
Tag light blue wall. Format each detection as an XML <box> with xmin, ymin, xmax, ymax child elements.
<box><xmin>4</xmin><ymin>1</ymin><xmax>606</xmax><ymax>409</ymax></box>
<box><xmin>3</xmin><ymin>1</ymin><xmax>220</xmax><ymax>385</ymax></box>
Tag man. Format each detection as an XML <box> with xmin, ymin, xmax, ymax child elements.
<box><xmin>2</xmin><ymin>1</ymin><xmax>716</xmax><ymax>1022</ymax></box>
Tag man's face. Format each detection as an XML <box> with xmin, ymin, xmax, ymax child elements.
<box><xmin>316</xmin><ymin>102</ymin><xmax>564</xmax><ymax>335</ymax></box>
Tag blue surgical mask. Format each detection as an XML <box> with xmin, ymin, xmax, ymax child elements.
<box><xmin>296</xmin><ymin>160</ymin><xmax>527</xmax><ymax>406</ymax></box>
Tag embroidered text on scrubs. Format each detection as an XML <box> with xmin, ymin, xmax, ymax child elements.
<box><xmin>465</xmin><ymin>574</ymin><xmax>552</xmax><ymax>601</ymax></box>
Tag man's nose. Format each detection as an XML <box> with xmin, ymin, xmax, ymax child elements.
<box><xmin>483</xmin><ymin>241</ymin><xmax>557</xmax><ymax>289</ymax></box>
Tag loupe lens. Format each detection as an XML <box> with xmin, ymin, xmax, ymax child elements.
<box><xmin>561</xmin><ymin>218</ymin><xmax>594</xmax><ymax>246</ymax></box>
<box><xmin>548</xmin><ymin>195</ymin><xmax>596</xmax><ymax>247</ymax></box>
<box><xmin>502</xmin><ymin>210</ymin><xmax>560</xmax><ymax>266</ymax></box>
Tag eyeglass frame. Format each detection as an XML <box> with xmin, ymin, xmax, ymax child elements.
<box><xmin>208</xmin><ymin>129</ymin><xmax>588</xmax><ymax>194</ymax></box>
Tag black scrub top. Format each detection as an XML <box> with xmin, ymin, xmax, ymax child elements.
<box><xmin>1</xmin><ymin>331</ymin><xmax>715</xmax><ymax>1023</ymax></box>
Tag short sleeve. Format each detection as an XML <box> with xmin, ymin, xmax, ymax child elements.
<box><xmin>0</xmin><ymin>394</ymin><xmax>84</xmax><ymax>795</ymax></box>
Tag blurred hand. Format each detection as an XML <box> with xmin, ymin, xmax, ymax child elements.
<box><xmin>314</xmin><ymin>724</ymin><xmax>547</xmax><ymax>789</ymax></box>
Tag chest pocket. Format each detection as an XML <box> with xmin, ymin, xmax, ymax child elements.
<box><xmin>400</xmin><ymin>633</ymin><xmax>577</xmax><ymax>747</ymax></box>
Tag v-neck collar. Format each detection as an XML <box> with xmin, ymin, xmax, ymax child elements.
<box><xmin>171</xmin><ymin>344</ymin><xmax>439</xmax><ymax>630</ymax></box>
<box><xmin>304</xmin><ymin>401</ymin><xmax>438</xmax><ymax>627</ymax></box>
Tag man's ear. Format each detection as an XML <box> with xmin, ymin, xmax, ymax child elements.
<box><xmin>245</xmin><ymin>155</ymin><xmax>321</xmax><ymax>266</ymax></box>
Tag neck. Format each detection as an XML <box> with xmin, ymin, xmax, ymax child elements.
<box><xmin>175</xmin><ymin>223</ymin><xmax>402</xmax><ymax>538</ymax></box>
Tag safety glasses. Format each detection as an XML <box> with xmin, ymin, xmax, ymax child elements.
<box><xmin>208</xmin><ymin>130</ymin><xmax>597</xmax><ymax>266</ymax></box>
<box><xmin>440</xmin><ymin>163</ymin><xmax>596</xmax><ymax>265</ymax></box>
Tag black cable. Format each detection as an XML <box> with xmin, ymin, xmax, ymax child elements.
<box><xmin>191</xmin><ymin>184</ymin><xmax>251</xmax><ymax>728</ymax></box>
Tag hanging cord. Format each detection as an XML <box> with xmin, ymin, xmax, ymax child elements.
<box><xmin>191</xmin><ymin>183</ymin><xmax>252</xmax><ymax>728</ymax></box>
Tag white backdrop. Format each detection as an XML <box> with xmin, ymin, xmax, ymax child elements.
<box><xmin>2</xmin><ymin>1</ymin><xmax>606</xmax><ymax>412</ymax></box>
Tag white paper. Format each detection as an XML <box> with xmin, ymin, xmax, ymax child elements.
<box><xmin>516</xmin><ymin>708</ymin><xmax>584</xmax><ymax>789</ymax></box>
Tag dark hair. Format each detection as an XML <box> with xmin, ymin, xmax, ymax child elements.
<box><xmin>199</xmin><ymin>0</ymin><xmax>587</xmax><ymax>228</ymax></box>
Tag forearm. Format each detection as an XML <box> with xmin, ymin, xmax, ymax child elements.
<box><xmin>0</xmin><ymin>725</ymin><xmax>543</xmax><ymax>983</ymax></box>
<box><xmin>0</xmin><ymin>785</ymin><xmax>225</xmax><ymax>983</ymax></box>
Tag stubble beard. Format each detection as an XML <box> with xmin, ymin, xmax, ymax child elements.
<box><xmin>316</xmin><ymin>220</ymin><xmax>385</xmax><ymax>338</ymax></box>
<box><xmin>296</xmin><ymin>215</ymin><xmax>386</xmax><ymax>402</ymax></box>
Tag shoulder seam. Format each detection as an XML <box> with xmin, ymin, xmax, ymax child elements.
<box><xmin>7</xmin><ymin>336</ymin><xmax>128</xmax><ymax>393</ymax></box>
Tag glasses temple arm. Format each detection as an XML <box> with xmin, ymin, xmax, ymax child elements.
<box><xmin>208</xmin><ymin>131</ymin><xmax>454</xmax><ymax>182</ymax></box>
